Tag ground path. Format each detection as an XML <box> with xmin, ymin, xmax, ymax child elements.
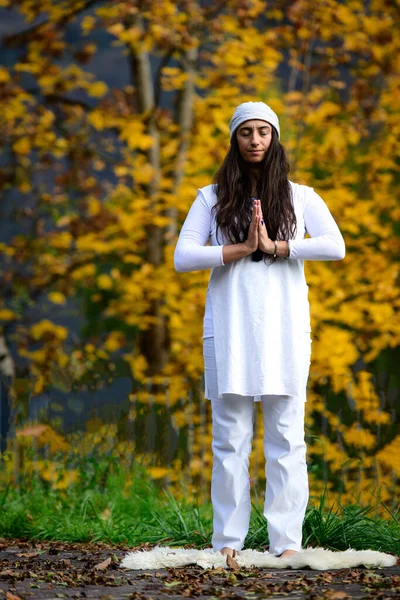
<box><xmin>0</xmin><ymin>538</ymin><xmax>399</xmax><ymax>599</ymax></box>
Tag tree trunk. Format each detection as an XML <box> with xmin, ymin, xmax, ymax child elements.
<box><xmin>128</xmin><ymin>27</ymin><xmax>169</xmax><ymax>380</ymax></box>
<box><xmin>166</xmin><ymin>46</ymin><xmax>198</xmax><ymax>242</ymax></box>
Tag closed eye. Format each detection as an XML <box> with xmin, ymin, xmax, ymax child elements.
<box><xmin>240</xmin><ymin>129</ymin><xmax>270</xmax><ymax>136</ymax></box>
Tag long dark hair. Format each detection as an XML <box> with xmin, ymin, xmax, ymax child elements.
<box><xmin>212</xmin><ymin>125</ymin><xmax>297</xmax><ymax>265</ymax></box>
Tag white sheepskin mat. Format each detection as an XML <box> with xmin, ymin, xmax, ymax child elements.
<box><xmin>121</xmin><ymin>545</ymin><xmax>398</xmax><ymax>571</ymax></box>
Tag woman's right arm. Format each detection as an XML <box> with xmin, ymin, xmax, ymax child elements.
<box><xmin>174</xmin><ymin>189</ymin><xmax>253</xmax><ymax>272</ymax></box>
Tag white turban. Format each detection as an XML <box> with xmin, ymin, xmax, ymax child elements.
<box><xmin>229</xmin><ymin>101</ymin><xmax>280</xmax><ymax>140</ymax></box>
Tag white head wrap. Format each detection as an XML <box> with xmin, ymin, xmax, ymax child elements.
<box><xmin>229</xmin><ymin>101</ymin><xmax>280</xmax><ymax>140</ymax></box>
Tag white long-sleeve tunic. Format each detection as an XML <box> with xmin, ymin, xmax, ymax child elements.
<box><xmin>174</xmin><ymin>181</ymin><xmax>345</xmax><ymax>399</ymax></box>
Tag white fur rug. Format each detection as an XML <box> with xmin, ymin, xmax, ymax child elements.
<box><xmin>121</xmin><ymin>545</ymin><xmax>398</xmax><ymax>571</ymax></box>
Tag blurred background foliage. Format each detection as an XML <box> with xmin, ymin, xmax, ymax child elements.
<box><xmin>0</xmin><ymin>0</ymin><xmax>399</xmax><ymax>514</ymax></box>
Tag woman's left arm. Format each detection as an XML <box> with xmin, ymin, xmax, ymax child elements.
<box><xmin>287</xmin><ymin>188</ymin><xmax>346</xmax><ymax>261</ymax></box>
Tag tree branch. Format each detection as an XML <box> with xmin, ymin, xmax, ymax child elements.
<box><xmin>25</xmin><ymin>89</ymin><xmax>94</xmax><ymax>112</ymax></box>
<box><xmin>154</xmin><ymin>49</ymin><xmax>175</xmax><ymax>109</ymax></box>
<box><xmin>3</xmin><ymin>0</ymin><xmax>104</xmax><ymax>46</ymax></box>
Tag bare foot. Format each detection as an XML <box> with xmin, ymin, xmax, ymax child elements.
<box><xmin>279</xmin><ymin>549</ymin><xmax>298</xmax><ymax>558</ymax></box>
<box><xmin>219</xmin><ymin>547</ymin><xmax>238</xmax><ymax>557</ymax></box>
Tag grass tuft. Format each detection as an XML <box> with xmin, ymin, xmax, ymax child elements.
<box><xmin>0</xmin><ymin>455</ymin><xmax>398</xmax><ymax>555</ymax></box>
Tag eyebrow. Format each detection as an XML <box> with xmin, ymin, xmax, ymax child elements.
<box><xmin>239</xmin><ymin>125</ymin><xmax>271</xmax><ymax>132</ymax></box>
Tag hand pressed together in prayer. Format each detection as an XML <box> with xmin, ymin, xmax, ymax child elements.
<box><xmin>245</xmin><ymin>199</ymin><xmax>275</xmax><ymax>255</ymax></box>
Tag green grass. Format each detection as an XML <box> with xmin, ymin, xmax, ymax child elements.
<box><xmin>0</xmin><ymin>453</ymin><xmax>398</xmax><ymax>556</ymax></box>
<box><xmin>247</xmin><ymin>484</ymin><xmax>400</xmax><ymax>556</ymax></box>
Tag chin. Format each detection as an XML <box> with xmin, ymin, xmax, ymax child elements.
<box><xmin>245</xmin><ymin>156</ymin><xmax>265</xmax><ymax>165</ymax></box>
<box><xmin>251</xmin><ymin>157</ymin><xmax>264</xmax><ymax>161</ymax></box>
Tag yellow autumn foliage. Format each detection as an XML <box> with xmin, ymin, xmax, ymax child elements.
<box><xmin>0</xmin><ymin>309</ymin><xmax>17</xmax><ymax>321</ymax></box>
<box><xmin>0</xmin><ymin>0</ymin><xmax>398</xmax><ymax>503</ymax></box>
<box><xmin>342</xmin><ymin>423</ymin><xmax>377</xmax><ymax>451</ymax></box>
<box><xmin>48</xmin><ymin>292</ymin><xmax>66</xmax><ymax>305</ymax></box>
<box><xmin>30</xmin><ymin>320</ymin><xmax>68</xmax><ymax>341</ymax></box>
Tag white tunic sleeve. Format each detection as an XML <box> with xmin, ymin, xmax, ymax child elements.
<box><xmin>174</xmin><ymin>189</ymin><xmax>225</xmax><ymax>272</ymax></box>
<box><xmin>288</xmin><ymin>187</ymin><xmax>346</xmax><ymax>261</ymax></box>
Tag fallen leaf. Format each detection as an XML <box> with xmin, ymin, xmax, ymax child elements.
<box><xmin>319</xmin><ymin>573</ymin><xmax>333</xmax><ymax>583</ymax></box>
<box><xmin>6</xmin><ymin>593</ymin><xmax>22</xmax><ymax>600</ymax></box>
<box><xmin>325</xmin><ymin>591</ymin><xmax>350</xmax><ymax>599</ymax></box>
<box><xmin>0</xmin><ymin>570</ymin><xmax>16</xmax><ymax>577</ymax></box>
<box><xmin>94</xmin><ymin>556</ymin><xmax>111</xmax><ymax>570</ymax></box>
<box><xmin>226</xmin><ymin>553</ymin><xmax>239</xmax><ymax>571</ymax></box>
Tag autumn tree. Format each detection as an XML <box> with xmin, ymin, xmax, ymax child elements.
<box><xmin>0</xmin><ymin>0</ymin><xmax>399</xmax><ymax>494</ymax></box>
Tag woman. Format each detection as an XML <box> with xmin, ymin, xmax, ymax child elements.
<box><xmin>174</xmin><ymin>101</ymin><xmax>345</xmax><ymax>560</ymax></box>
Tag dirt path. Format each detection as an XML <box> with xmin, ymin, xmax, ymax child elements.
<box><xmin>0</xmin><ymin>538</ymin><xmax>399</xmax><ymax>599</ymax></box>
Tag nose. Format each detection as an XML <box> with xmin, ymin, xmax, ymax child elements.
<box><xmin>250</xmin><ymin>133</ymin><xmax>261</xmax><ymax>146</ymax></box>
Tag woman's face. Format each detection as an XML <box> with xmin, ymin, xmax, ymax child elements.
<box><xmin>235</xmin><ymin>119</ymin><xmax>272</xmax><ymax>164</ymax></box>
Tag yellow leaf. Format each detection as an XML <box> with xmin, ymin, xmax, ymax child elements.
<box><xmin>13</xmin><ymin>138</ymin><xmax>31</xmax><ymax>155</ymax></box>
<box><xmin>88</xmin><ymin>81</ymin><xmax>108</xmax><ymax>97</ymax></box>
<box><xmin>0</xmin><ymin>66</ymin><xmax>10</xmax><ymax>83</ymax></box>
<box><xmin>114</xmin><ymin>165</ymin><xmax>130</xmax><ymax>176</ymax></box>
<box><xmin>88</xmin><ymin>197</ymin><xmax>101</xmax><ymax>216</ymax></box>
<box><xmin>71</xmin><ymin>264</ymin><xmax>96</xmax><ymax>281</ymax></box>
<box><xmin>18</xmin><ymin>182</ymin><xmax>32</xmax><ymax>193</ymax></box>
<box><xmin>81</xmin><ymin>15</ymin><xmax>96</xmax><ymax>33</ymax></box>
<box><xmin>136</xmin><ymin>134</ymin><xmax>154</xmax><ymax>151</ymax></box>
<box><xmin>57</xmin><ymin>353</ymin><xmax>69</xmax><ymax>367</ymax></box>
<box><xmin>30</xmin><ymin>320</ymin><xmax>68</xmax><ymax>341</ymax></box>
<box><xmin>124</xmin><ymin>353</ymin><xmax>148</xmax><ymax>382</ymax></box>
<box><xmin>97</xmin><ymin>274</ymin><xmax>113</xmax><ymax>290</ymax></box>
<box><xmin>88</xmin><ymin>110</ymin><xmax>106</xmax><ymax>130</ymax></box>
<box><xmin>133</xmin><ymin>163</ymin><xmax>153</xmax><ymax>184</ymax></box>
<box><xmin>104</xmin><ymin>333</ymin><xmax>124</xmax><ymax>352</ymax></box>
<box><xmin>33</xmin><ymin>375</ymin><xmax>45</xmax><ymax>395</ymax></box>
<box><xmin>48</xmin><ymin>292</ymin><xmax>66</xmax><ymax>305</ymax></box>
<box><xmin>147</xmin><ymin>466</ymin><xmax>169</xmax><ymax>479</ymax></box>
<box><xmin>0</xmin><ymin>309</ymin><xmax>16</xmax><ymax>321</ymax></box>
<box><xmin>49</xmin><ymin>232</ymin><xmax>72</xmax><ymax>250</ymax></box>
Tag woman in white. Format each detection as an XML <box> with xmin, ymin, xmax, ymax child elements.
<box><xmin>174</xmin><ymin>102</ymin><xmax>345</xmax><ymax>560</ymax></box>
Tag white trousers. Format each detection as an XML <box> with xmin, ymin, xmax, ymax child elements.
<box><xmin>203</xmin><ymin>337</ymin><xmax>309</xmax><ymax>555</ymax></box>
